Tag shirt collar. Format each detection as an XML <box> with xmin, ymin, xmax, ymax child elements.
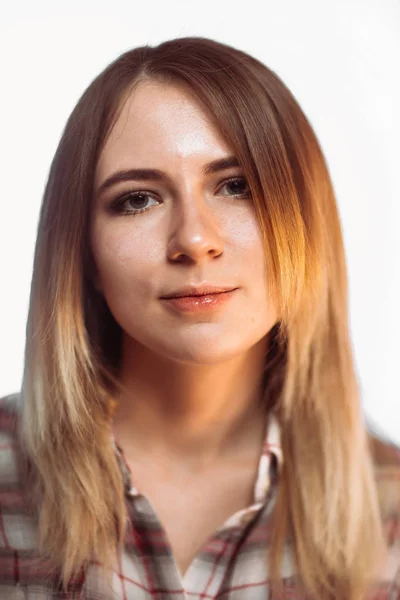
<box><xmin>254</xmin><ymin>410</ymin><xmax>283</xmax><ymax>503</ymax></box>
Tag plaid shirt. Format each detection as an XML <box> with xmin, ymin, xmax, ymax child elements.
<box><xmin>1</xmin><ymin>392</ymin><xmax>399</xmax><ymax>599</ymax></box>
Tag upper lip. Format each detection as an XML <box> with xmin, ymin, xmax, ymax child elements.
<box><xmin>161</xmin><ymin>285</ymin><xmax>237</xmax><ymax>299</ymax></box>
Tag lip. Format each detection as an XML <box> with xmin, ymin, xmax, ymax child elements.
<box><xmin>160</xmin><ymin>285</ymin><xmax>237</xmax><ymax>299</ymax></box>
<box><xmin>160</xmin><ymin>289</ymin><xmax>238</xmax><ymax>313</ymax></box>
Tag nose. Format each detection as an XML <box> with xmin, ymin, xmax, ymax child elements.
<box><xmin>166</xmin><ymin>193</ymin><xmax>224</xmax><ymax>264</ymax></box>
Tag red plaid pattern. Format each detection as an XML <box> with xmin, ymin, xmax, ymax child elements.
<box><xmin>1</xmin><ymin>392</ymin><xmax>399</xmax><ymax>599</ymax></box>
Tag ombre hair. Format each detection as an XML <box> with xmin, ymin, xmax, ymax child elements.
<box><xmin>16</xmin><ymin>37</ymin><xmax>390</xmax><ymax>598</ymax></box>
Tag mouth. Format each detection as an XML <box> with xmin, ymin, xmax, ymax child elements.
<box><xmin>160</xmin><ymin>288</ymin><xmax>238</xmax><ymax>313</ymax></box>
<box><xmin>161</xmin><ymin>287</ymin><xmax>237</xmax><ymax>299</ymax></box>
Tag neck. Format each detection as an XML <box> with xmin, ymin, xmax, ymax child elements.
<box><xmin>111</xmin><ymin>335</ymin><xmax>269</xmax><ymax>472</ymax></box>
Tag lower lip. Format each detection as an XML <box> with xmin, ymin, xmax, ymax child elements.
<box><xmin>161</xmin><ymin>289</ymin><xmax>237</xmax><ymax>312</ymax></box>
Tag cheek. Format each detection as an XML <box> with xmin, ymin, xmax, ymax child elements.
<box><xmin>224</xmin><ymin>202</ymin><xmax>263</xmax><ymax>246</ymax></box>
<box><xmin>228</xmin><ymin>211</ymin><xmax>267</xmax><ymax>273</ymax></box>
<box><xmin>91</xmin><ymin>222</ymin><xmax>161</xmax><ymax>298</ymax></box>
<box><xmin>229</xmin><ymin>212</ymin><xmax>274</xmax><ymax>315</ymax></box>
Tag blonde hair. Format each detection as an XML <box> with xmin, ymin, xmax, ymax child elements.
<box><xmin>18</xmin><ymin>37</ymin><xmax>387</xmax><ymax>598</ymax></box>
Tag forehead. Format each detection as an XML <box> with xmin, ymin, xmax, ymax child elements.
<box><xmin>95</xmin><ymin>80</ymin><xmax>233</xmax><ymax>182</ymax></box>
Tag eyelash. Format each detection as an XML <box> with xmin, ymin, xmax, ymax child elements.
<box><xmin>108</xmin><ymin>176</ymin><xmax>251</xmax><ymax>216</ymax></box>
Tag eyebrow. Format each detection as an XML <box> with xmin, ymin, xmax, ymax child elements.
<box><xmin>95</xmin><ymin>155</ymin><xmax>241</xmax><ymax>197</ymax></box>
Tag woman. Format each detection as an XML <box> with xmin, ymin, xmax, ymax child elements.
<box><xmin>0</xmin><ymin>36</ymin><xmax>399</xmax><ymax>600</ymax></box>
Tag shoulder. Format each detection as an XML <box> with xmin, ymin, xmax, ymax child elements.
<box><xmin>0</xmin><ymin>392</ymin><xmax>21</xmax><ymax>433</ymax></box>
<box><xmin>368</xmin><ymin>431</ymin><xmax>400</xmax><ymax>484</ymax></box>
<box><xmin>369</xmin><ymin>432</ymin><xmax>400</xmax><ymax>501</ymax></box>
<box><xmin>368</xmin><ymin>431</ymin><xmax>400</xmax><ymax>547</ymax></box>
<box><xmin>0</xmin><ymin>394</ymin><xmax>62</xmax><ymax>593</ymax></box>
<box><xmin>0</xmin><ymin>394</ymin><xmax>25</xmax><ymax>490</ymax></box>
<box><xmin>0</xmin><ymin>392</ymin><xmax>40</xmax><ymax>556</ymax></box>
<box><xmin>0</xmin><ymin>392</ymin><xmax>22</xmax><ymax>480</ymax></box>
<box><xmin>0</xmin><ymin>391</ymin><xmax>22</xmax><ymax>470</ymax></box>
<box><xmin>0</xmin><ymin>391</ymin><xmax>28</xmax><ymax>523</ymax></box>
<box><xmin>366</xmin><ymin>431</ymin><xmax>400</xmax><ymax>591</ymax></box>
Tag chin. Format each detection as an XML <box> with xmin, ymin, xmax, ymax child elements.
<box><xmin>155</xmin><ymin>337</ymin><xmax>248</xmax><ymax>365</ymax></box>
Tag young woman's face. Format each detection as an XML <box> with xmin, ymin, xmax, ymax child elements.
<box><xmin>91</xmin><ymin>80</ymin><xmax>277</xmax><ymax>364</ymax></box>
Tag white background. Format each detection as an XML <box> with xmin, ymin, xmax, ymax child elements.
<box><xmin>0</xmin><ymin>0</ymin><xmax>398</xmax><ymax>444</ymax></box>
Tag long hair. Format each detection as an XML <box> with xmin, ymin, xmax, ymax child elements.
<box><xmin>17</xmin><ymin>36</ymin><xmax>388</xmax><ymax>598</ymax></box>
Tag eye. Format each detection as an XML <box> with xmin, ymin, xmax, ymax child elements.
<box><xmin>107</xmin><ymin>176</ymin><xmax>251</xmax><ymax>217</ymax></box>
<box><xmin>109</xmin><ymin>191</ymin><xmax>161</xmax><ymax>216</ymax></box>
<box><xmin>218</xmin><ymin>177</ymin><xmax>251</xmax><ymax>198</ymax></box>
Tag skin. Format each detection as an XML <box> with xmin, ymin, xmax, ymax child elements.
<box><xmin>91</xmin><ymin>79</ymin><xmax>278</xmax><ymax>478</ymax></box>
